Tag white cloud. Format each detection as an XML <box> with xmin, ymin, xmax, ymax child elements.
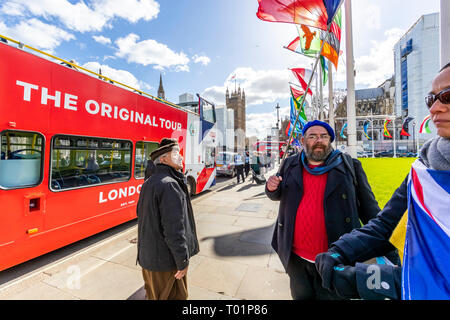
<box><xmin>353</xmin><ymin>28</ymin><xmax>404</xmax><ymax>87</ymax></box>
<box><xmin>93</xmin><ymin>35</ymin><xmax>112</xmax><ymax>45</ymax></box>
<box><xmin>201</xmin><ymin>67</ymin><xmax>296</xmax><ymax>139</ymax></box>
<box><xmin>0</xmin><ymin>18</ymin><xmax>75</xmax><ymax>52</ymax></box>
<box><xmin>82</xmin><ymin>61</ymin><xmax>152</xmax><ymax>92</ymax></box>
<box><xmin>115</xmin><ymin>33</ymin><xmax>190</xmax><ymax>72</ymax></box>
<box><xmin>0</xmin><ymin>0</ymin><xmax>160</xmax><ymax>33</ymax></box>
<box><xmin>0</xmin><ymin>0</ymin><xmax>107</xmax><ymax>33</ymax></box>
<box><xmin>356</xmin><ymin>3</ymin><xmax>382</xmax><ymax>31</ymax></box>
<box><xmin>246</xmin><ymin>107</ymin><xmax>290</xmax><ymax>139</ymax></box>
<box><xmin>201</xmin><ymin>85</ymin><xmax>226</xmax><ymax>105</ymax></box>
<box><xmin>1</xmin><ymin>1</ymin><xmax>23</xmax><ymax>15</ymax></box>
<box><xmin>333</xmin><ymin>28</ymin><xmax>404</xmax><ymax>88</ymax></box>
<box><xmin>202</xmin><ymin>67</ymin><xmax>291</xmax><ymax>106</ymax></box>
<box><xmin>192</xmin><ymin>54</ymin><xmax>210</xmax><ymax>66</ymax></box>
<box><xmin>94</xmin><ymin>0</ymin><xmax>159</xmax><ymax>23</ymax></box>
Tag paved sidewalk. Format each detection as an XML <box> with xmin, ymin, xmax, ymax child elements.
<box><xmin>1</xmin><ymin>165</ymin><xmax>290</xmax><ymax>300</ymax></box>
<box><xmin>181</xmin><ymin>165</ymin><xmax>290</xmax><ymax>300</ymax></box>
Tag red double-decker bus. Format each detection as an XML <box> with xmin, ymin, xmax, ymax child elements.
<box><xmin>0</xmin><ymin>36</ymin><xmax>217</xmax><ymax>271</ymax></box>
<box><xmin>254</xmin><ymin>140</ymin><xmax>287</xmax><ymax>156</ymax></box>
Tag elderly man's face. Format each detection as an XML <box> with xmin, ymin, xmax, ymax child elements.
<box><xmin>161</xmin><ymin>146</ymin><xmax>183</xmax><ymax>171</ymax></box>
<box><xmin>301</xmin><ymin>125</ymin><xmax>332</xmax><ymax>162</ymax></box>
<box><xmin>429</xmin><ymin>67</ymin><xmax>450</xmax><ymax>139</ymax></box>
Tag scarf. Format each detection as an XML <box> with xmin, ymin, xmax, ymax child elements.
<box><xmin>419</xmin><ymin>136</ymin><xmax>450</xmax><ymax>171</ymax></box>
<box><xmin>301</xmin><ymin>149</ymin><xmax>343</xmax><ymax>175</ymax></box>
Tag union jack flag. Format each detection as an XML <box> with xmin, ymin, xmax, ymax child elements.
<box><xmin>402</xmin><ymin>160</ymin><xmax>450</xmax><ymax>299</ymax></box>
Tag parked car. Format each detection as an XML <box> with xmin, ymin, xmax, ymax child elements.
<box><xmin>357</xmin><ymin>151</ymin><xmax>374</xmax><ymax>158</ymax></box>
<box><xmin>216</xmin><ymin>151</ymin><xmax>237</xmax><ymax>177</ymax></box>
<box><xmin>375</xmin><ymin>150</ymin><xmax>394</xmax><ymax>158</ymax></box>
<box><xmin>405</xmin><ymin>152</ymin><xmax>417</xmax><ymax>157</ymax></box>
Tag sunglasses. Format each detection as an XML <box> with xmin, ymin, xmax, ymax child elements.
<box><xmin>425</xmin><ymin>88</ymin><xmax>450</xmax><ymax>109</ymax></box>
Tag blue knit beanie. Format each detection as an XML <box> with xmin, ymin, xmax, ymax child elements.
<box><xmin>302</xmin><ymin>120</ymin><xmax>335</xmax><ymax>142</ymax></box>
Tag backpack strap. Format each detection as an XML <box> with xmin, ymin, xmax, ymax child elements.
<box><xmin>341</xmin><ymin>153</ymin><xmax>361</xmax><ymax>211</ymax></box>
<box><xmin>341</xmin><ymin>153</ymin><xmax>358</xmax><ymax>188</ymax></box>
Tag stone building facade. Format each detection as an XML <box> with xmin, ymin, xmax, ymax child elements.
<box><xmin>334</xmin><ymin>77</ymin><xmax>406</xmax><ymax>153</ymax></box>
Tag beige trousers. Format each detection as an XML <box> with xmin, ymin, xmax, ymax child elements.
<box><xmin>141</xmin><ymin>268</ymin><xmax>188</xmax><ymax>300</ymax></box>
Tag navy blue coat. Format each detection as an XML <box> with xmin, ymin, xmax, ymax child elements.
<box><xmin>266</xmin><ymin>153</ymin><xmax>384</xmax><ymax>271</ymax></box>
<box><xmin>331</xmin><ymin>172</ymin><xmax>410</xmax><ymax>299</ymax></box>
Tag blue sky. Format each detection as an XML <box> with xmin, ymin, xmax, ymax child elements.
<box><xmin>0</xmin><ymin>0</ymin><xmax>441</xmax><ymax>138</ymax></box>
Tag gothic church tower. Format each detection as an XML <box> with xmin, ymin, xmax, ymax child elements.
<box><xmin>157</xmin><ymin>74</ymin><xmax>165</xmax><ymax>100</ymax></box>
<box><xmin>226</xmin><ymin>85</ymin><xmax>246</xmax><ymax>151</ymax></box>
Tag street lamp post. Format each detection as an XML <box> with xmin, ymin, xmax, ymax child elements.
<box><xmin>275</xmin><ymin>103</ymin><xmax>280</xmax><ymax>130</ymax></box>
<box><xmin>370</xmin><ymin>111</ymin><xmax>375</xmax><ymax>158</ymax></box>
<box><xmin>345</xmin><ymin>0</ymin><xmax>357</xmax><ymax>158</ymax></box>
<box><xmin>392</xmin><ymin>116</ymin><xmax>397</xmax><ymax>158</ymax></box>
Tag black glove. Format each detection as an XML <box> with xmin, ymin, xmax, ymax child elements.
<box><xmin>331</xmin><ymin>265</ymin><xmax>359</xmax><ymax>299</ymax></box>
<box><xmin>315</xmin><ymin>250</ymin><xmax>346</xmax><ymax>290</ymax></box>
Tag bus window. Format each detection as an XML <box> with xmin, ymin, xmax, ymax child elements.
<box><xmin>50</xmin><ymin>135</ymin><xmax>131</xmax><ymax>191</ymax></box>
<box><xmin>134</xmin><ymin>141</ymin><xmax>158</xmax><ymax>179</ymax></box>
<box><xmin>204</xmin><ymin>146</ymin><xmax>215</xmax><ymax>168</ymax></box>
<box><xmin>0</xmin><ymin>130</ymin><xmax>44</xmax><ymax>189</ymax></box>
<box><xmin>200</xmin><ymin>97</ymin><xmax>216</xmax><ymax>123</ymax></box>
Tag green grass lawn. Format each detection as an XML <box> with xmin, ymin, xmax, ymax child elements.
<box><xmin>358</xmin><ymin>157</ymin><xmax>416</xmax><ymax>208</ymax></box>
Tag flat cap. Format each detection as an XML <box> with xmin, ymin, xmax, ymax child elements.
<box><xmin>150</xmin><ymin>138</ymin><xmax>178</xmax><ymax>161</ymax></box>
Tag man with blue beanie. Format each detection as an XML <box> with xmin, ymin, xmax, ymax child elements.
<box><xmin>265</xmin><ymin>120</ymin><xmax>399</xmax><ymax>300</ymax></box>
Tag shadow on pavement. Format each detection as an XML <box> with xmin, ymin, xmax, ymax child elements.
<box><xmin>128</xmin><ymin>286</ymin><xmax>146</xmax><ymax>300</ymax></box>
<box><xmin>244</xmin><ymin>191</ymin><xmax>266</xmax><ymax>201</ymax></box>
<box><xmin>0</xmin><ymin>219</ymin><xmax>137</xmax><ymax>285</ymax></box>
<box><xmin>215</xmin><ymin>183</ymin><xmax>238</xmax><ymax>192</ymax></box>
<box><xmin>236</xmin><ymin>183</ymin><xmax>261</xmax><ymax>192</ymax></box>
<box><xmin>201</xmin><ymin>223</ymin><xmax>275</xmax><ymax>257</ymax></box>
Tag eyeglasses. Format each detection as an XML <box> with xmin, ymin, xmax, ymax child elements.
<box><xmin>425</xmin><ymin>88</ymin><xmax>450</xmax><ymax>109</ymax></box>
<box><xmin>306</xmin><ymin>134</ymin><xmax>330</xmax><ymax>141</ymax></box>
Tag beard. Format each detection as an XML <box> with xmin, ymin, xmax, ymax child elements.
<box><xmin>305</xmin><ymin>142</ymin><xmax>333</xmax><ymax>162</ymax></box>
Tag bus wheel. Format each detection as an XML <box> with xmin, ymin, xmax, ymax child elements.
<box><xmin>187</xmin><ymin>177</ymin><xmax>196</xmax><ymax>196</ymax></box>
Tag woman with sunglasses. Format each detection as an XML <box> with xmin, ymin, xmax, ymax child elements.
<box><xmin>315</xmin><ymin>63</ymin><xmax>450</xmax><ymax>300</ymax></box>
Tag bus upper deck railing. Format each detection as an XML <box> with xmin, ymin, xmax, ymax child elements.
<box><xmin>0</xmin><ymin>33</ymin><xmax>197</xmax><ymax>115</ymax></box>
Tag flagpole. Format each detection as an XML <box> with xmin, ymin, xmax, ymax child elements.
<box><xmin>289</xmin><ymin>82</ymin><xmax>304</xmax><ymax>89</ymax></box>
<box><xmin>318</xmin><ymin>63</ymin><xmax>323</xmax><ymax>120</ymax></box>
<box><xmin>280</xmin><ymin>24</ymin><xmax>332</xmax><ymax>169</ymax></box>
<box><xmin>441</xmin><ymin>0</ymin><xmax>450</xmax><ymax>68</ymax></box>
<box><xmin>328</xmin><ymin>59</ymin><xmax>335</xmax><ymax>148</ymax></box>
<box><xmin>345</xmin><ymin>0</ymin><xmax>357</xmax><ymax>158</ymax></box>
<box><xmin>393</xmin><ymin>115</ymin><xmax>397</xmax><ymax>158</ymax></box>
<box><xmin>315</xmin><ymin>64</ymin><xmax>319</xmax><ymax>119</ymax></box>
<box><xmin>414</xmin><ymin>121</ymin><xmax>419</xmax><ymax>157</ymax></box>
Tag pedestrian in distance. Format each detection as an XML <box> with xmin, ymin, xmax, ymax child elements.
<box><xmin>315</xmin><ymin>63</ymin><xmax>450</xmax><ymax>300</ymax></box>
<box><xmin>251</xmin><ymin>151</ymin><xmax>261</xmax><ymax>175</ymax></box>
<box><xmin>234</xmin><ymin>152</ymin><xmax>245</xmax><ymax>183</ymax></box>
<box><xmin>137</xmin><ymin>138</ymin><xmax>199</xmax><ymax>300</ymax></box>
<box><xmin>265</xmin><ymin>120</ymin><xmax>399</xmax><ymax>300</ymax></box>
<box><xmin>244</xmin><ymin>150</ymin><xmax>250</xmax><ymax>177</ymax></box>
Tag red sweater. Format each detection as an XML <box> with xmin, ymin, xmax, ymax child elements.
<box><xmin>292</xmin><ymin>165</ymin><xmax>329</xmax><ymax>262</ymax></box>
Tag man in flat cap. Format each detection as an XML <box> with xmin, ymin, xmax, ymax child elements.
<box><xmin>137</xmin><ymin>138</ymin><xmax>199</xmax><ymax>300</ymax></box>
<box><xmin>265</xmin><ymin>120</ymin><xmax>399</xmax><ymax>300</ymax></box>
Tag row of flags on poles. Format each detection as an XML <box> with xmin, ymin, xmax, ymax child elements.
<box><xmin>257</xmin><ymin>0</ymin><xmax>434</xmax><ymax>144</ymax></box>
<box><xmin>256</xmin><ymin>0</ymin><xmax>344</xmax><ymax>144</ymax></box>
<box><xmin>256</xmin><ymin>0</ymin><xmax>446</xmax><ymax>300</ymax></box>
<box><xmin>339</xmin><ymin>116</ymin><xmax>433</xmax><ymax>140</ymax></box>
